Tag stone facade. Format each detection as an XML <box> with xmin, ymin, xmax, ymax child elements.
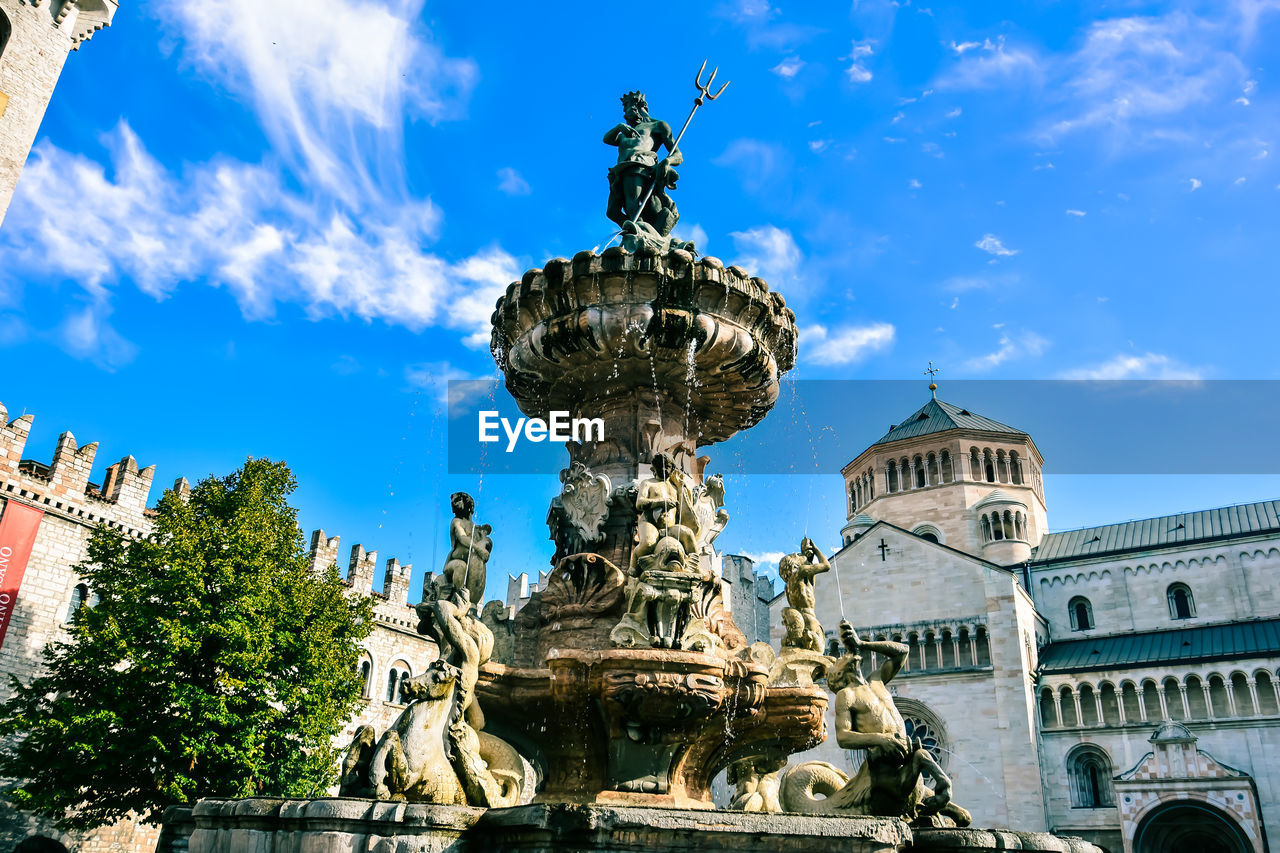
<box><xmin>0</xmin><ymin>400</ymin><xmax>439</xmax><ymax>851</ymax></box>
<box><xmin>795</xmin><ymin>393</ymin><xmax>1280</xmax><ymax>853</ymax></box>
<box><xmin>0</xmin><ymin>0</ymin><xmax>116</xmax><ymax>228</ymax></box>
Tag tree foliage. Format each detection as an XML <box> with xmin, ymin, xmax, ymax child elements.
<box><xmin>0</xmin><ymin>458</ymin><xmax>374</xmax><ymax>829</ymax></box>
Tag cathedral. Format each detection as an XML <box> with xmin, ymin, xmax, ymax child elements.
<box><xmin>787</xmin><ymin>392</ymin><xmax>1280</xmax><ymax>853</ymax></box>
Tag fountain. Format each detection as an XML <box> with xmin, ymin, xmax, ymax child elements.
<box><xmin>158</xmin><ymin>74</ymin><xmax>1104</xmax><ymax>853</ymax></box>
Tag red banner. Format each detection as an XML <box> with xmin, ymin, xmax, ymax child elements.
<box><xmin>0</xmin><ymin>501</ymin><xmax>44</xmax><ymax>651</ymax></box>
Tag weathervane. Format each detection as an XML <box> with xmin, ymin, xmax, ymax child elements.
<box><xmin>924</xmin><ymin>361</ymin><xmax>941</xmax><ymax>399</ymax></box>
<box><xmin>603</xmin><ymin>60</ymin><xmax>730</xmax><ymax>253</ymax></box>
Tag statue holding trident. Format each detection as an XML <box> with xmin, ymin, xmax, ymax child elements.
<box><xmin>604</xmin><ymin>61</ymin><xmax>729</xmax><ymax>253</ymax></box>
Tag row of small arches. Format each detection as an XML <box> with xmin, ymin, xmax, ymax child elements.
<box><xmin>848</xmin><ymin>467</ymin><xmax>875</xmax><ymax>513</ymax></box>
<box><xmin>1039</xmin><ymin>669</ymin><xmax>1280</xmax><ymax>729</ymax></box>
<box><xmin>1068</xmin><ymin>583</ymin><xmax>1195</xmax><ymax>631</ymax></box>
<box><xmin>981</xmin><ymin>510</ymin><xmax>1028</xmax><ymax>543</ymax></box>
<box><xmin>826</xmin><ymin>625</ymin><xmax>993</xmax><ymax>672</ymax></box>
<box><xmin>850</xmin><ymin>446</ymin><xmax>1043</xmax><ymax>513</ymax></box>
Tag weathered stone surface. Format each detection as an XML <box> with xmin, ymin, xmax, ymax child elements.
<box><xmin>910</xmin><ymin>827</ymin><xmax>1105</xmax><ymax>852</ymax></box>
<box><xmin>173</xmin><ymin>798</ymin><xmax>913</xmax><ymax>853</ymax></box>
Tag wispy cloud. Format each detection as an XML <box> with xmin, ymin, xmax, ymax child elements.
<box><xmin>844</xmin><ymin>40</ymin><xmax>875</xmax><ymax>84</ymax></box>
<box><xmin>1060</xmin><ymin>352</ymin><xmax>1204</xmax><ymax>380</ymax></box>
<box><xmin>1066</xmin><ymin>209</ymin><xmax>1087</xmax><ymax>216</ymax></box>
<box><xmin>1188</xmin><ymin>177</ymin><xmax>1203</xmax><ymax>190</ymax></box>
<box><xmin>975</xmin><ymin>234</ymin><xmax>1019</xmax><ymax>256</ymax></box>
<box><xmin>802</xmin><ymin>323</ymin><xmax>895</xmax><ymax>365</ymax></box>
<box><xmin>729</xmin><ymin>225</ymin><xmax>803</xmax><ymax>284</ymax></box>
<box><xmin>714</xmin><ymin>139</ymin><xmax>789</xmax><ymax>194</ymax></box>
<box><xmin>2</xmin><ymin>0</ymin><xmax>517</xmax><ymax>361</ymax></box>
<box><xmin>936</xmin><ymin>36</ymin><xmax>1039</xmax><ymax>90</ymax></box>
<box><xmin>496</xmin><ymin>167</ymin><xmax>530</xmax><ymax>196</ymax></box>
<box><xmin>771</xmin><ymin>56</ymin><xmax>806</xmax><ymax>79</ymax></box>
<box><xmin>963</xmin><ymin>330</ymin><xmax>1049</xmax><ymax>371</ymax></box>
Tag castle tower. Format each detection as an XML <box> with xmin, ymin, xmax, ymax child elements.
<box><xmin>0</xmin><ymin>0</ymin><xmax>116</xmax><ymax>227</ymax></box>
<box><xmin>840</xmin><ymin>394</ymin><xmax>1047</xmax><ymax>564</ymax></box>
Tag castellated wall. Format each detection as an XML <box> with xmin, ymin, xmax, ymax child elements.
<box><xmin>0</xmin><ymin>401</ymin><xmax>445</xmax><ymax>851</ymax></box>
<box><xmin>0</xmin><ymin>402</ymin><xmax>170</xmax><ymax>853</ymax></box>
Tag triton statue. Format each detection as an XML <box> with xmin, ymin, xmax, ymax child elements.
<box><xmin>779</xmin><ymin>620</ymin><xmax>971</xmax><ymax>826</ymax></box>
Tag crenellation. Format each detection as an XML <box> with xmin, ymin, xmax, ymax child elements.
<box><xmin>382</xmin><ymin>557</ymin><xmax>411</xmax><ymax>604</ymax></box>
<box><xmin>172</xmin><ymin>477</ymin><xmax>191</xmax><ymax>502</ymax></box>
<box><xmin>347</xmin><ymin>544</ymin><xmax>376</xmax><ymax>593</ymax></box>
<box><xmin>307</xmin><ymin>529</ymin><xmax>341</xmax><ymax>574</ymax></box>
<box><xmin>50</xmin><ymin>431</ymin><xmax>98</xmax><ymax>496</ymax></box>
<box><xmin>0</xmin><ymin>406</ymin><xmax>34</xmax><ymax>475</ymax></box>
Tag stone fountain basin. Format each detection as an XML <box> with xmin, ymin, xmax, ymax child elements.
<box><xmin>477</xmin><ymin>648</ymin><xmax>827</xmax><ymax>810</ymax></box>
<box><xmin>490</xmin><ymin>248</ymin><xmax>798</xmax><ymax>445</ymax></box>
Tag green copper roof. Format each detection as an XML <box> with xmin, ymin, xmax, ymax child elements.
<box><xmin>1040</xmin><ymin>618</ymin><xmax>1280</xmax><ymax>674</ymax></box>
<box><xmin>871</xmin><ymin>398</ymin><xmax>1027</xmax><ymax>448</ymax></box>
<box><xmin>1033</xmin><ymin>499</ymin><xmax>1280</xmax><ymax>563</ymax></box>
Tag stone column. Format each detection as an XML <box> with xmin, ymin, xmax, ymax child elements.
<box><xmin>1094</xmin><ymin>690</ymin><xmax>1105</xmax><ymax>726</ymax></box>
<box><xmin>1156</xmin><ymin>685</ymin><xmax>1170</xmax><ymax>721</ymax></box>
<box><xmin>1178</xmin><ymin>685</ymin><xmax>1191</xmax><ymax>721</ymax></box>
<box><xmin>1203</xmin><ymin>683</ymin><xmax>1215</xmax><ymax>720</ymax></box>
<box><xmin>1136</xmin><ymin>687</ymin><xmax>1148</xmax><ymax>722</ymax></box>
<box><xmin>1073</xmin><ymin>692</ymin><xmax>1083</xmax><ymax>727</ymax></box>
<box><xmin>1053</xmin><ymin>693</ymin><xmax>1064</xmax><ymax>728</ymax></box>
<box><xmin>1248</xmin><ymin>678</ymin><xmax>1260</xmax><ymax>716</ymax></box>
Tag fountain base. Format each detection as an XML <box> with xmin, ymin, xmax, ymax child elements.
<box><xmin>162</xmin><ymin>800</ymin><xmax>1104</xmax><ymax>853</ymax></box>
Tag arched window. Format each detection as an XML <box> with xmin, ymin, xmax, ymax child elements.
<box><xmin>66</xmin><ymin>583</ymin><xmax>90</xmax><ymax>622</ymax></box>
<box><xmin>848</xmin><ymin>482</ymin><xmax>856</xmax><ymax>512</ymax></box>
<box><xmin>887</xmin><ymin>461</ymin><xmax>899</xmax><ymax>493</ymax></box>
<box><xmin>1059</xmin><ymin>686</ymin><xmax>1078</xmax><ymax>726</ymax></box>
<box><xmin>1255</xmin><ymin>670</ymin><xmax>1279</xmax><ymax>715</ymax></box>
<box><xmin>1039</xmin><ymin>687</ymin><xmax>1057</xmax><ymax>728</ymax></box>
<box><xmin>981</xmin><ymin>515</ymin><xmax>992</xmax><ymax>542</ymax></box>
<box><xmin>1167</xmin><ymin>583</ymin><xmax>1195</xmax><ymax>620</ymax></box>
<box><xmin>984</xmin><ymin>449</ymin><xmax>995</xmax><ymax>483</ymax></box>
<box><xmin>926</xmin><ymin>453</ymin><xmax>939</xmax><ymax>485</ymax></box>
<box><xmin>1186</xmin><ymin>676</ymin><xmax>1208</xmax><ymax>718</ymax></box>
<box><xmin>975</xmin><ymin>626</ymin><xmax>991</xmax><ymax>665</ymax></box>
<box><xmin>914</xmin><ymin>455</ymin><xmax>926</xmax><ymax>488</ymax></box>
<box><xmin>386</xmin><ymin>664</ymin><xmax>411</xmax><ymax>703</ymax></box>
<box><xmin>1079</xmin><ymin>684</ymin><xmax>1099</xmax><ymax>726</ymax></box>
<box><xmin>1067</xmin><ymin>745</ymin><xmax>1115</xmax><ymax>808</ymax></box>
<box><xmin>1100</xmin><ymin>683</ymin><xmax>1121</xmax><ymax>725</ymax></box>
<box><xmin>996</xmin><ymin>450</ymin><xmax>1009</xmax><ymax>483</ymax></box>
<box><xmin>358</xmin><ymin>659</ymin><xmax>372</xmax><ymax>698</ymax></box>
<box><xmin>940</xmin><ymin>449</ymin><xmax>953</xmax><ymax>483</ymax></box>
<box><xmin>1010</xmin><ymin>451</ymin><xmax>1024</xmax><ymax>485</ymax></box>
<box><xmin>1069</xmin><ymin>596</ymin><xmax>1093</xmax><ymax>631</ymax></box>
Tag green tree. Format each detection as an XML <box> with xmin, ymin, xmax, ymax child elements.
<box><xmin>0</xmin><ymin>458</ymin><xmax>374</xmax><ymax>829</ymax></box>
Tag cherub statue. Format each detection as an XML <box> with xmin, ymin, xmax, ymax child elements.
<box><xmin>442</xmin><ymin>492</ymin><xmax>491</xmax><ymax>612</ymax></box>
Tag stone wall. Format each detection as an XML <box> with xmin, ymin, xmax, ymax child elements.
<box><xmin>0</xmin><ymin>0</ymin><xmax>115</xmax><ymax>228</ymax></box>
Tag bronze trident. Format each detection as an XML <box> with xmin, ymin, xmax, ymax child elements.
<box><xmin>631</xmin><ymin>60</ymin><xmax>731</xmax><ymax>225</ymax></box>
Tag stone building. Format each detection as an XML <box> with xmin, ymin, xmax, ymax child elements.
<box><xmin>0</xmin><ymin>0</ymin><xmax>116</xmax><ymax>227</ymax></box>
<box><xmin>0</xmin><ymin>401</ymin><xmax>438</xmax><ymax>852</ymax></box>
<box><xmin>788</xmin><ymin>393</ymin><xmax>1279</xmax><ymax>853</ymax></box>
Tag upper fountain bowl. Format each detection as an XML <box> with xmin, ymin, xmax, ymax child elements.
<box><xmin>490</xmin><ymin>246</ymin><xmax>798</xmax><ymax>449</ymax></box>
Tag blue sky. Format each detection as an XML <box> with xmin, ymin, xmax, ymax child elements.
<box><xmin>3</xmin><ymin>0</ymin><xmax>1279</xmax><ymax>600</ymax></box>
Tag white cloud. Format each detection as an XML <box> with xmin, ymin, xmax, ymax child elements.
<box><xmin>945</xmin><ymin>107</ymin><xmax>962</xmax><ymax>119</ymax></box>
<box><xmin>1066</xmin><ymin>209</ymin><xmax>1087</xmax><ymax>216</ymax></box>
<box><xmin>949</xmin><ymin>40</ymin><xmax>981</xmax><ymax>54</ymax></box>
<box><xmin>963</xmin><ymin>331</ymin><xmax>1049</xmax><ymax>371</ymax></box>
<box><xmin>58</xmin><ymin>300</ymin><xmax>138</xmax><ymax>370</ymax></box>
<box><xmin>496</xmin><ymin>167</ymin><xmax>530</xmax><ymax>195</ymax></box>
<box><xmin>802</xmin><ymin>323</ymin><xmax>895</xmax><ymax>365</ymax></box>
<box><xmin>163</xmin><ymin>0</ymin><xmax>476</xmax><ymax>201</ymax></box>
<box><xmin>673</xmin><ymin>223</ymin><xmax>709</xmax><ymax>252</ymax></box>
<box><xmin>937</xmin><ymin>36</ymin><xmax>1039</xmax><ymax>90</ymax></box>
<box><xmin>1233</xmin><ymin>176</ymin><xmax>1247</xmax><ymax>185</ymax></box>
<box><xmin>6</xmin><ymin>125</ymin><xmax>515</xmax><ymax>346</ymax></box>
<box><xmin>771</xmin><ymin>56</ymin><xmax>805</xmax><ymax>78</ymax></box>
<box><xmin>909</xmin><ymin>178</ymin><xmax>923</xmax><ymax>189</ymax></box>
<box><xmin>975</xmin><ymin>234</ymin><xmax>1019</xmax><ymax>256</ymax></box>
<box><xmin>809</xmin><ymin>139</ymin><xmax>833</xmax><ymax>153</ymax></box>
<box><xmin>729</xmin><ymin>225</ymin><xmax>803</xmax><ymax>284</ymax></box>
<box><xmin>714</xmin><ymin>139</ymin><xmax>788</xmax><ymax>193</ymax></box>
<box><xmin>1188</xmin><ymin>177</ymin><xmax>1203</xmax><ymax>190</ymax></box>
<box><xmin>1060</xmin><ymin>352</ymin><xmax>1203</xmax><ymax>380</ymax></box>
<box><xmin>1</xmin><ymin>2</ymin><xmax>520</xmax><ymax>359</ymax></box>
<box><xmin>739</xmin><ymin>551</ymin><xmax>787</xmax><ymax>570</ymax></box>
<box><xmin>845</xmin><ymin>40</ymin><xmax>875</xmax><ymax>83</ymax></box>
